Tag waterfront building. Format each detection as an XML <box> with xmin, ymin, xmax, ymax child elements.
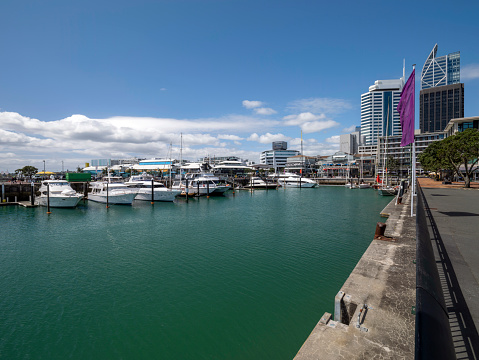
<box><xmin>444</xmin><ymin>116</ymin><xmax>479</xmax><ymax>137</ymax></box>
<box><xmin>284</xmin><ymin>155</ymin><xmax>317</xmax><ymax>174</ymax></box>
<box><xmin>361</xmin><ymin>72</ymin><xmax>405</xmax><ymax>146</ymax></box>
<box><xmin>420</xmin><ymin>44</ymin><xmax>463</xmax><ymax>133</ymax></box>
<box><xmin>260</xmin><ymin>142</ymin><xmax>300</xmax><ymax>171</ymax></box>
<box><xmin>315</xmin><ymin>151</ymin><xmax>358</xmax><ymax>178</ymax></box>
<box><xmin>132</xmin><ymin>158</ymin><xmax>176</xmax><ymax>173</ymax></box>
<box><xmin>377</xmin><ymin>131</ymin><xmax>445</xmax><ymax>176</ymax></box>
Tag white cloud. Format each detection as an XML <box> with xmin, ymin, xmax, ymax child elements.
<box><xmin>242</xmin><ymin>100</ymin><xmax>263</xmax><ymax>109</ymax></box>
<box><xmin>247</xmin><ymin>132</ymin><xmax>291</xmax><ymax>144</ymax></box>
<box><xmin>326</xmin><ymin>135</ymin><xmax>340</xmax><ymax>143</ymax></box>
<box><xmin>342</xmin><ymin>125</ymin><xmax>357</xmax><ymax>133</ymax></box>
<box><xmin>462</xmin><ymin>64</ymin><xmax>479</xmax><ymax>80</ymax></box>
<box><xmin>300</xmin><ymin>120</ymin><xmax>339</xmax><ymax>134</ymax></box>
<box><xmin>254</xmin><ymin>107</ymin><xmax>277</xmax><ymax>115</ymax></box>
<box><xmin>287</xmin><ymin>98</ymin><xmax>353</xmax><ymax>114</ymax></box>
<box><xmin>217</xmin><ymin>134</ymin><xmax>244</xmax><ymax>141</ymax></box>
<box><xmin>283</xmin><ymin>112</ymin><xmax>326</xmax><ymax>126</ymax></box>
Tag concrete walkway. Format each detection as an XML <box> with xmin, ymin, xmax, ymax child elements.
<box><xmin>294</xmin><ymin>191</ymin><xmax>416</xmax><ymax>359</ymax></box>
<box><xmin>419</xmin><ymin>181</ymin><xmax>479</xmax><ymax>359</ymax></box>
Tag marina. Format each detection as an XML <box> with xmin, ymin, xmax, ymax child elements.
<box><xmin>0</xmin><ymin>186</ymin><xmax>390</xmax><ymax>359</ymax></box>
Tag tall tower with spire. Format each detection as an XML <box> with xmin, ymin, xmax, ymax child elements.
<box><xmin>420</xmin><ymin>44</ymin><xmax>463</xmax><ymax>133</ymax></box>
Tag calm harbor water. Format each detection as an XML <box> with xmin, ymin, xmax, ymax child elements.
<box><xmin>1</xmin><ymin>186</ymin><xmax>391</xmax><ymax>359</ymax></box>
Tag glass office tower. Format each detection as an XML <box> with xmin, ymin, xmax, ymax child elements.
<box><xmin>420</xmin><ymin>44</ymin><xmax>463</xmax><ymax>132</ymax></box>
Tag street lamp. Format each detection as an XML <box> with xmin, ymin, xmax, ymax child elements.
<box><xmin>43</xmin><ymin>160</ymin><xmax>45</xmax><ymax>180</ymax></box>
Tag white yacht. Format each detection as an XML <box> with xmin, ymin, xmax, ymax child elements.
<box><xmin>37</xmin><ymin>180</ymin><xmax>83</xmax><ymax>208</ymax></box>
<box><xmin>88</xmin><ymin>177</ymin><xmax>137</xmax><ymax>205</ymax></box>
<box><xmin>270</xmin><ymin>173</ymin><xmax>318</xmax><ymax>188</ymax></box>
<box><xmin>171</xmin><ymin>177</ymin><xmax>198</xmax><ymax>197</ymax></box>
<box><xmin>344</xmin><ymin>182</ymin><xmax>359</xmax><ymax>189</ymax></box>
<box><xmin>243</xmin><ymin>176</ymin><xmax>278</xmax><ymax>190</ymax></box>
<box><xmin>186</xmin><ymin>173</ymin><xmax>230</xmax><ymax>195</ymax></box>
<box><xmin>124</xmin><ymin>173</ymin><xmax>181</xmax><ymax>202</ymax></box>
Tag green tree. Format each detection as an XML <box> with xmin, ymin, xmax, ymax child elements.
<box><xmin>418</xmin><ymin>140</ymin><xmax>450</xmax><ymax>180</ymax></box>
<box><xmin>386</xmin><ymin>156</ymin><xmax>400</xmax><ymax>174</ymax></box>
<box><xmin>18</xmin><ymin>166</ymin><xmax>39</xmax><ymax>179</ymax></box>
<box><xmin>419</xmin><ymin>129</ymin><xmax>479</xmax><ymax>188</ymax></box>
<box><xmin>442</xmin><ymin>129</ymin><xmax>479</xmax><ymax>188</ymax></box>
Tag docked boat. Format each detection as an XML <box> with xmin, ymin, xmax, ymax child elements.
<box><xmin>171</xmin><ymin>177</ymin><xmax>198</xmax><ymax>197</ymax></box>
<box><xmin>358</xmin><ymin>183</ymin><xmax>371</xmax><ymax>189</ymax></box>
<box><xmin>378</xmin><ymin>186</ymin><xmax>398</xmax><ymax>196</ymax></box>
<box><xmin>88</xmin><ymin>177</ymin><xmax>138</xmax><ymax>205</ymax></box>
<box><xmin>270</xmin><ymin>173</ymin><xmax>317</xmax><ymax>188</ymax></box>
<box><xmin>186</xmin><ymin>173</ymin><xmax>230</xmax><ymax>195</ymax></box>
<box><xmin>37</xmin><ymin>180</ymin><xmax>83</xmax><ymax>208</ymax></box>
<box><xmin>124</xmin><ymin>173</ymin><xmax>181</xmax><ymax>202</ymax></box>
<box><xmin>243</xmin><ymin>176</ymin><xmax>278</xmax><ymax>190</ymax></box>
<box><xmin>344</xmin><ymin>182</ymin><xmax>359</xmax><ymax>189</ymax></box>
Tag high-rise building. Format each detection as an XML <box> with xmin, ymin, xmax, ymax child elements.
<box><xmin>420</xmin><ymin>44</ymin><xmax>463</xmax><ymax>133</ymax></box>
<box><xmin>420</xmin><ymin>83</ymin><xmax>464</xmax><ymax>133</ymax></box>
<box><xmin>361</xmin><ymin>73</ymin><xmax>405</xmax><ymax>146</ymax></box>
<box><xmin>421</xmin><ymin>44</ymin><xmax>460</xmax><ymax>90</ymax></box>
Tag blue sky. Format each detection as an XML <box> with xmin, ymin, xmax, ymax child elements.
<box><xmin>1</xmin><ymin>0</ymin><xmax>479</xmax><ymax>172</ymax></box>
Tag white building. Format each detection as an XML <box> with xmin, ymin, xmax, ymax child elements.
<box><xmin>361</xmin><ymin>72</ymin><xmax>405</xmax><ymax>146</ymax></box>
<box><xmin>260</xmin><ymin>142</ymin><xmax>300</xmax><ymax>171</ymax></box>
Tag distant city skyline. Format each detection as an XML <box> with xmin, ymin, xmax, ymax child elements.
<box><xmin>1</xmin><ymin>0</ymin><xmax>479</xmax><ymax>172</ymax></box>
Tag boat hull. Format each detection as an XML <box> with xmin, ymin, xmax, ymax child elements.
<box><xmin>37</xmin><ymin>195</ymin><xmax>83</xmax><ymax>208</ymax></box>
<box><xmin>134</xmin><ymin>189</ymin><xmax>181</xmax><ymax>202</ymax></box>
<box><xmin>88</xmin><ymin>192</ymin><xmax>137</xmax><ymax>205</ymax></box>
<box><xmin>378</xmin><ymin>187</ymin><xmax>397</xmax><ymax>196</ymax></box>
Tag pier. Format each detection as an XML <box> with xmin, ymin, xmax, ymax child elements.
<box><xmin>295</xmin><ymin>179</ymin><xmax>479</xmax><ymax>359</ymax></box>
<box><xmin>295</xmin><ymin>190</ymin><xmax>416</xmax><ymax>359</ymax></box>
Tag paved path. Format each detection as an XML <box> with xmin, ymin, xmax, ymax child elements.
<box><xmin>419</xmin><ymin>180</ymin><xmax>479</xmax><ymax>359</ymax></box>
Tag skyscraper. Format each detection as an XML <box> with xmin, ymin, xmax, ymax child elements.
<box><xmin>421</xmin><ymin>44</ymin><xmax>460</xmax><ymax>89</ymax></box>
<box><xmin>361</xmin><ymin>72</ymin><xmax>405</xmax><ymax>146</ymax></box>
<box><xmin>420</xmin><ymin>44</ymin><xmax>463</xmax><ymax>133</ymax></box>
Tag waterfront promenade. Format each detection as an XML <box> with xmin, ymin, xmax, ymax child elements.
<box><xmin>419</xmin><ymin>177</ymin><xmax>479</xmax><ymax>359</ymax></box>
<box><xmin>295</xmin><ymin>179</ymin><xmax>479</xmax><ymax>359</ymax></box>
<box><xmin>295</xmin><ymin>190</ymin><xmax>417</xmax><ymax>359</ymax></box>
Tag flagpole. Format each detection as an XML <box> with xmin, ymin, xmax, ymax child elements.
<box><xmin>411</xmin><ymin>64</ymin><xmax>416</xmax><ymax>217</ymax></box>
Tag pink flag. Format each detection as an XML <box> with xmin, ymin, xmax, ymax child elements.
<box><xmin>397</xmin><ymin>69</ymin><xmax>415</xmax><ymax>147</ymax></box>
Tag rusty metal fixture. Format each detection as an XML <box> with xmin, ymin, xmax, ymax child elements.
<box><xmin>374</xmin><ymin>222</ymin><xmax>386</xmax><ymax>239</ymax></box>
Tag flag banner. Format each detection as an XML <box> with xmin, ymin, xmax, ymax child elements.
<box><xmin>397</xmin><ymin>69</ymin><xmax>415</xmax><ymax>147</ymax></box>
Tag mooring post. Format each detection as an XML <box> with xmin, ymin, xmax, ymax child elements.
<box><xmin>185</xmin><ymin>179</ymin><xmax>189</xmax><ymax>201</ymax></box>
<box><xmin>151</xmin><ymin>178</ymin><xmax>154</xmax><ymax>205</ymax></box>
<box><xmin>374</xmin><ymin>222</ymin><xmax>386</xmax><ymax>239</ymax></box>
<box><xmin>31</xmin><ymin>182</ymin><xmax>35</xmax><ymax>206</ymax></box>
<box><xmin>334</xmin><ymin>291</ymin><xmax>345</xmax><ymax>322</ymax></box>
<box><xmin>106</xmin><ymin>183</ymin><xmax>109</xmax><ymax>209</ymax></box>
<box><xmin>206</xmin><ymin>182</ymin><xmax>210</xmax><ymax>198</ymax></box>
<box><xmin>1</xmin><ymin>183</ymin><xmax>4</xmax><ymax>202</ymax></box>
<box><xmin>46</xmin><ymin>182</ymin><xmax>51</xmax><ymax>214</ymax></box>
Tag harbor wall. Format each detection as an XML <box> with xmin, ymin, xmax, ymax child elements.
<box><xmin>294</xmin><ymin>191</ymin><xmax>417</xmax><ymax>359</ymax></box>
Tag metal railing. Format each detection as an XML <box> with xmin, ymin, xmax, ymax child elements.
<box><xmin>415</xmin><ymin>183</ymin><xmax>455</xmax><ymax>359</ymax></box>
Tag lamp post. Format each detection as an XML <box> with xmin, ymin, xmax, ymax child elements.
<box><xmin>43</xmin><ymin>160</ymin><xmax>45</xmax><ymax>180</ymax></box>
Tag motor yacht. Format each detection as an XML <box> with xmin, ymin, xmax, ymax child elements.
<box><xmin>88</xmin><ymin>177</ymin><xmax>137</xmax><ymax>205</ymax></box>
<box><xmin>243</xmin><ymin>176</ymin><xmax>278</xmax><ymax>189</ymax></box>
<box><xmin>125</xmin><ymin>173</ymin><xmax>181</xmax><ymax>202</ymax></box>
<box><xmin>185</xmin><ymin>173</ymin><xmax>230</xmax><ymax>195</ymax></box>
<box><xmin>270</xmin><ymin>173</ymin><xmax>317</xmax><ymax>188</ymax></box>
<box><xmin>37</xmin><ymin>180</ymin><xmax>83</xmax><ymax>208</ymax></box>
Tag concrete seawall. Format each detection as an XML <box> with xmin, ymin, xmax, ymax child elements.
<box><xmin>295</xmin><ymin>191</ymin><xmax>416</xmax><ymax>359</ymax></box>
